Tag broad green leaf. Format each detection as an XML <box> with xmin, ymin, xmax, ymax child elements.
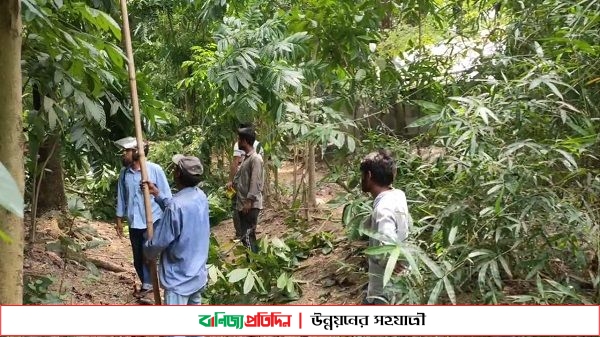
<box><xmin>207</xmin><ymin>265</ymin><xmax>218</xmax><ymax>283</ymax></box>
<box><xmin>490</xmin><ymin>260</ymin><xmax>502</xmax><ymax>289</ymax></box>
<box><xmin>277</xmin><ymin>273</ymin><xmax>288</xmax><ymax>289</ymax></box>
<box><xmin>346</xmin><ymin>136</ymin><xmax>356</xmax><ymax>153</ymax></box>
<box><xmin>413</xmin><ymin>100</ymin><xmax>443</xmax><ymax>113</ymax></box>
<box><xmin>22</xmin><ymin>0</ymin><xmax>51</xmax><ymax>24</ymax></box>
<box><xmin>498</xmin><ymin>256</ymin><xmax>513</xmax><ymax>279</ymax></box>
<box><xmin>476</xmin><ymin>106</ymin><xmax>489</xmax><ymax>125</ymax></box>
<box><xmin>97</xmin><ymin>11</ymin><xmax>121</xmax><ymax>40</ymax></box>
<box><xmin>555</xmin><ymin>149</ymin><xmax>577</xmax><ymax>170</ymax></box>
<box><xmin>448</xmin><ymin>226</ymin><xmax>457</xmax><ymax>245</ymax></box>
<box><xmin>83</xmin><ymin>97</ymin><xmax>106</xmax><ymax>128</ymax></box>
<box><xmin>383</xmin><ymin>246</ymin><xmax>400</xmax><ymax>287</ymax></box>
<box><xmin>227</xmin><ymin>268</ymin><xmax>248</xmax><ymax>283</ymax></box>
<box><xmin>544</xmin><ymin>80</ymin><xmax>563</xmax><ymax>100</ymax></box>
<box><xmin>406</xmin><ymin>114</ymin><xmax>440</xmax><ymax>128</ymax></box>
<box><xmin>416</xmin><ymin>249</ymin><xmax>443</xmax><ymax>278</ymax></box>
<box><xmin>486</xmin><ymin>184</ymin><xmax>503</xmax><ymax>195</ymax></box>
<box><xmin>427</xmin><ymin>279</ymin><xmax>443</xmax><ymax>304</ymax></box>
<box><xmin>533</xmin><ymin>41</ymin><xmax>544</xmax><ymax>57</ymax></box>
<box><xmin>0</xmin><ymin>163</ymin><xmax>23</xmax><ymax>218</ymax></box>
<box><xmin>286</xmin><ymin>278</ymin><xmax>295</xmax><ymax>293</ymax></box>
<box><xmin>227</xmin><ymin>75</ymin><xmax>239</xmax><ymax>92</ymax></box>
<box><xmin>468</xmin><ymin>250</ymin><xmax>492</xmax><ymax>259</ymax></box>
<box><xmin>355</xmin><ymin>69</ymin><xmax>366</xmax><ymax>82</ymax></box>
<box><xmin>364</xmin><ymin>244</ymin><xmax>396</xmax><ymax>255</ymax></box>
<box><xmin>443</xmin><ymin>276</ymin><xmax>456</xmax><ymax>304</ymax></box>
<box><xmin>477</xmin><ymin>262</ymin><xmax>489</xmax><ymax>291</ymax></box>
<box><xmin>243</xmin><ymin>272</ymin><xmax>255</xmax><ymax>294</ymax></box>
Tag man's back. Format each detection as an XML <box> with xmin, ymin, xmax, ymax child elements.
<box><xmin>370</xmin><ymin>188</ymin><xmax>410</xmax><ymax>246</ymax></box>
<box><xmin>158</xmin><ymin>187</ymin><xmax>210</xmax><ymax>296</ymax></box>
<box><xmin>366</xmin><ymin>188</ymin><xmax>411</xmax><ymax>303</ymax></box>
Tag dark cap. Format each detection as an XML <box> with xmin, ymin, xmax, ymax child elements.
<box><xmin>172</xmin><ymin>154</ymin><xmax>203</xmax><ymax>176</ymax></box>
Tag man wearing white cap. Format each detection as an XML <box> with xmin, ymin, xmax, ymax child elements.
<box><xmin>114</xmin><ymin>136</ymin><xmax>172</xmax><ymax>298</ymax></box>
<box><xmin>143</xmin><ymin>154</ymin><xmax>210</xmax><ymax>307</ymax></box>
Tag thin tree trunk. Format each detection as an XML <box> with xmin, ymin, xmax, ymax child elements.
<box><xmin>292</xmin><ymin>145</ymin><xmax>298</xmax><ymax>201</ymax></box>
<box><xmin>36</xmin><ymin>133</ymin><xmax>67</xmax><ymax>215</ymax></box>
<box><xmin>0</xmin><ymin>0</ymin><xmax>25</xmax><ymax>305</ymax></box>
<box><xmin>263</xmin><ymin>153</ymin><xmax>271</xmax><ymax>207</ymax></box>
<box><xmin>307</xmin><ymin>142</ymin><xmax>317</xmax><ymax>208</ymax></box>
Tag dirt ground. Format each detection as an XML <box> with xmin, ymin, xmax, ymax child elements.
<box><xmin>22</xmin><ymin>160</ymin><xmax>367</xmax><ymax>307</ymax></box>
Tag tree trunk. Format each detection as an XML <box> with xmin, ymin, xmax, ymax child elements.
<box><xmin>0</xmin><ymin>0</ymin><xmax>25</xmax><ymax>305</ymax></box>
<box><xmin>36</xmin><ymin>133</ymin><xmax>67</xmax><ymax>215</ymax></box>
<box><xmin>307</xmin><ymin>142</ymin><xmax>317</xmax><ymax>208</ymax></box>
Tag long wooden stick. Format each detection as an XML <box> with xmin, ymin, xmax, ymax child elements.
<box><xmin>119</xmin><ymin>0</ymin><xmax>161</xmax><ymax>305</ymax></box>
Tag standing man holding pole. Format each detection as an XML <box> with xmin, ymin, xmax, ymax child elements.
<box><xmin>115</xmin><ymin>137</ymin><xmax>171</xmax><ymax>298</ymax></box>
<box><xmin>118</xmin><ymin>0</ymin><xmax>162</xmax><ymax>304</ymax></box>
<box><xmin>143</xmin><ymin>154</ymin><xmax>210</xmax><ymax>306</ymax></box>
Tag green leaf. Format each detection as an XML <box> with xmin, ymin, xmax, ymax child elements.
<box><xmin>227</xmin><ymin>75</ymin><xmax>239</xmax><ymax>92</ymax></box>
<box><xmin>21</xmin><ymin>0</ymin><xmax>51</xmax><ymax>24</ymax></box>
<box><xmin>364</xmin><ymin>244</ymin><xmax>396</xmax><ymax>255</ymax></box>
<box><xmin>490</xmin><ymin>260</ymin><xmax>502</xmax><ymax>289</ymax></box>
<box><xmin>443</xmin><ymin>276</ymin><xmax>456</xmax><ymax>304</ymax></box>
<box><xmin>407</xmin><ymin>114</ymin><xmax>440</xmax><ymax>128</ymax></box>
<box><xmin>0</xmin><ymin>163</ymin><xmax>23</xmax><ymax>218</ymax></box>
<box><xmin>416</xmin><ymin>249</ymin><xmax>444</xmax><ymax>278</ymax></box>
<box><xmin>427</xmin><ymin>279</ymin><xmax>443</xmax><ymax>304</ymax></box>
<box><xmin>277</xmin><ymin>273</ymin><xmax>288</xmax><ymax>289</ymax></box>
<box><xmin>544</xmin><ymin>81</ymin><xmax>563</xmax><ymax>100</ymax></box>
<box><xmin>286</xmin><ymin>278</ymin><xmax>295</xmax><ymax>293</ymax></box>
<box><xmin>207</xmin><ymin>265</ymin><xmax>217</xmax><ymax>283</ymax></box>
<box><xmin>555</xmin><ymin>149</ymin><xmax>577</xmax><ymax>171</ymax></box>
<box><xmin>448</xmin><ymin>226</ymin><xmax>457</xmax><ymax>245</ymax></box>
<box><xmin>355</xmin><ymin>69</ymin><xmax>366</xmax><ymax>82</ymax></box>
<box><xmin>486</xmin><ymin>184</ymin><xmax>503</xmax><ymax>195</ymax></box>
<box><xmin>498</xmin><ymin>256</ymin><xmax>513</xmax><ymax>279</ymax></box>
<box><xmin>97</xmin><ymin>11</ymin><xmax>122</xmax><ymax>40</ymax></box>
<box><xmin>468</xmin><ymin>249</ymin><xmax>492</xmax><ymax>259</ymax></box>
<box><xmin>478</xmin><ymin>262</ymin><xmax>489</xmax><ymax>291</ymax></box>
<box><xmin>83</xmin><ymin>97</ymin><xmax>106</xmax><ymax>129</ymax></box>
<box><xmin>227</xmin><ymin>268</ymin><xmax>248</xmax><ymax>283</ymax></box>
<box><xmin>413</xmin><ymin>100</ymin><xmax>443</xmax><ymax>113</ymax></box>
<box><xmin>346</xmin><ymin>136</ymin><xmax>356</xmax><ymax>152</ymax></box>
<box><xmin>243</xmin><ymin>272</ymin><xmax>255</xmax><ymax>294</ymax></box>
<box><xmin>383</xmin><ymin>246</ymin><xmax>400</xmax><ymax>287</ymax></box>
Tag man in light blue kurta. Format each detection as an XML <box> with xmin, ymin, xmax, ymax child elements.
<box><xmin>143</xmin><ymin>154</ymin><xmax>210</xmax><ymax>306</ymax></box>
<box><xmin>115</xmin><ymin>137</ymin><xmax>172</xmax><ymax>295</ymax></box>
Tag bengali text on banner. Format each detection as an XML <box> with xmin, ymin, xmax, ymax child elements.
<box><xmin>0</xmin><ymin>305</ymin><xmax>598</xmax><ymax>336</ymax></box>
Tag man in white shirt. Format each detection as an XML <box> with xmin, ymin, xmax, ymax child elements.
<box><xmin>226</xmin><ymin>123</ymin><xmax>264</xmax><ymax>240</ymax></box>
<box><xmin>359</xmin><ymin>149</ymin><xmax>411</xmax><ymax>304</ymax></box>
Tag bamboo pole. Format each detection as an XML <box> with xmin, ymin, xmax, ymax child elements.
<box><xmin>118</xmin><ymin>0</ymin><xmax>162</xmax><ymax>305</ymax></box>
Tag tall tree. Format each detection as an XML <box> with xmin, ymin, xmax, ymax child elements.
<box><xmin>0</xmin><ymin>0</ymin><xmax>25</xmax><ymax>305</ymax></box>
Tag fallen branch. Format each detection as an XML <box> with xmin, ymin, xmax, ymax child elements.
<box><xmin>87</xmin><ymin>257</ymin><xmax>128</xmax><ymax>273</ymax></box>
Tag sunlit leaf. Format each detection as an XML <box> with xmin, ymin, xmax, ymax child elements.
<box><xmin>0</xmin><ymin>163</ymin><xmax>23</xmax><ymax>218</ymax></box>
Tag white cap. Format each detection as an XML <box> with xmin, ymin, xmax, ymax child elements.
<box><xmin>114</xmin><ymin>137</ymin><xmax>138</xmax><ymax>150</ymax></box>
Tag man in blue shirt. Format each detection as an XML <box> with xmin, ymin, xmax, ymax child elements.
<box><xmin>114</xmin><ymin>137</ymin><xmax>172</xmax><ymax>297</ymax></box>
<box><xmin>143</xmin><ymin>154</ymin><xmax>210</xmax><ymax>306</ymax></box>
